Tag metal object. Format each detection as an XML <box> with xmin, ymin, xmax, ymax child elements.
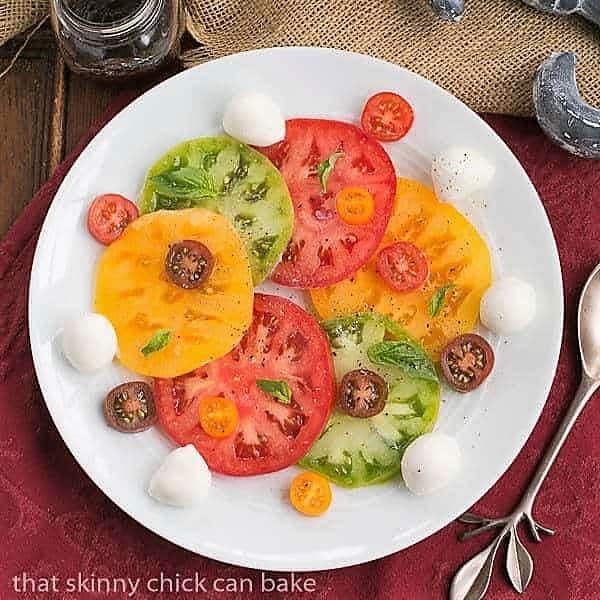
<box><xmin>450</xmin><ymin>261</ymin><xmax>600</xmax><ymax>600</ymax></box>
<box><xmin>428</xmin><ymin>0</ymin><xmax>465</xmax><ymax>22</ymax></box>
<box><xmin>520</xmin><ymin>0</ymin><xmax>600</xmax><ymax>27</ymax></box>
<box><xmin>533</xmin><ymin>52</ymin><xmax>600</xmax><ymax>159</ymax></box>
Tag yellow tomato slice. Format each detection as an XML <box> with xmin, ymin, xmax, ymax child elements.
<box><xmin>311</xmin><ymin>178</ymin><xmax>492</xmax><ymax>359</ymax></box>
<box><xmin>335</xmin><ymin>187</ymin><xmax>375</xmax><ymax>225</ymax></box>
<box><xmin>199</xmin><ymin>397</ymin><xmax>239</xmax><ymax>439</ymax></box>
<box><xmin>289</xmin><ymin>471</ymin><xmax>332</xmax><ymax>516</ymax></box>
<box><xmin>94</xmin><ymin>208</ymin><xmax>253</xmax><ymax>377</ymax></box>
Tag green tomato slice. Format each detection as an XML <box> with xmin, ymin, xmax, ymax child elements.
<box><xmin>139</xmin><ymin>137</ymin><xmax>294</xmax><ymax>284</ymax></box>
<box><xmin>300</xmin><ymin>313</ymin><xmax>440</xmax><ymax>487</ymax></box>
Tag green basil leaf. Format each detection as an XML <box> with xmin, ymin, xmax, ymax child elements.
<box><xmin>151</xmin><ymin>166</ymin><xmax>217</xmax><ymax>199</ymax></box>
<box><xmin>317</xmin><ymin>151</ymin><xmax>344</xmax><ymax>192</ymax></box>
<box><xmin>367</xmin><ymin>340</ymin><xmax>439</xmax><ymax>383</ymax></box>
<box><xmin>256</xmin><ymin>379</ymin><xmax>292</xmax><ymax>404</ymax></box>
<box><xmin>428</xmin><ymin>283</ymin><xmax>456</xmax><ymax>317</ymax></box>
<box><xmin>141</xmin><ymin>329</ymin><xmax>172</xmax><ymax>356</ymax></box>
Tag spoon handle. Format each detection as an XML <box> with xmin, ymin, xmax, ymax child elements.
<box><xmin>518</xmin><ymin>374</ymin><xmax>600</xmax><ymax>513</ymax></box>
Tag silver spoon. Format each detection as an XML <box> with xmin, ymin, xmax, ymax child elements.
<box><xmin>450</xmin><ymin>261</ymin><xmax>600</xmax><ymax>600</ymax></box>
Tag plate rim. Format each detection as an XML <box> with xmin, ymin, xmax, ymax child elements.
<box><xmin>28</xmin><ymin>46</ymin><xmax>564</xmax><ymax>571</ymax></box>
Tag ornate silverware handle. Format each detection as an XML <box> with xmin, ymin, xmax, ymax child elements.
<box><xmin>451</xmin><ymin>374</ymin><xmax>600</xmax><ymax>600</ymax></box>
<box><xmin>518</xmin><ymin>374</ymin><xmax>600</xmax><ymax>513</ymax></box>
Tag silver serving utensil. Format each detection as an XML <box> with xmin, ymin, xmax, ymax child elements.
<box><xmin>450</xmin><ymin>261</ymin><xmax>600</xmax><ymax>600</ymax></box>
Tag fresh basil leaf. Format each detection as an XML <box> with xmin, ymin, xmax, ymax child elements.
<box><xmin>317</xmin><ymin>151</ymin><xmax>344</xmax><ymax>192</ymax></box>
<box><xmin>428</xmin><ymin>283</ymin><xmax>456</xmax><ymax>317</ymax></box>
<box><xmin>141</xmin><ymin>329</ymin><xmax>172</xmax><ymax>356</ymax></box>
<box><xmin>256</xmin><ymin>379</ymin><xmax>292</xmax><ymax>404</ymax></box>
<box><xmin>367</xmin><ymin>340</ymin><xmax>439</xmax><ymax>383</ymax></box>
<box><xmin>151</xmin><ymin>166</ymin><xmax>217</xmax><ymax>199</ymax></box>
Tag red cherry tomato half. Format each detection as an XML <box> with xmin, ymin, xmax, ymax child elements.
<box><xmin>376</xmin><ymin>241</ymin><xmax>429</xmax><ymax>292</ymax></box>
<box><xmin>361</xmin><ymin>92</ymin><xmax>414</xmax><ymax>142</ymax></box>
<box><xmin>87</xmin><ymin>194</ymin><xmax>139</xmax><ymax>245</ymax></box>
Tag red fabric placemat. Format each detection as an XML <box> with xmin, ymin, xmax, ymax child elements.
<box><xmin>0</xmin><ymin>94</ymin><xmax>598</xmax><ymax>600</ymax></box>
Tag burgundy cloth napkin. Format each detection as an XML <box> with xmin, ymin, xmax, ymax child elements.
<box><xmin>0</xmin><ymin>93</ymin><xmax>599</xmax><ymax>600</ymax></box>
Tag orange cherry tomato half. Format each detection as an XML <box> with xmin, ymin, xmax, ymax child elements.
<box><xmin>198</xmin><ymin>397</ymin><xmax>239</xmax><ymax>439</ymax></box>
<box><xmin>361</xmin><ymin>92</ymin><xmax>414</xmax><ymax>142</ymax></box>
<box><xmin>87</xmin><ymin>193</ymin><xmax>139</xmax><ymax>245</ymax></box>
<box><xmin>335</xmin><ymin>187</ymin><xmax>375</xmax><ymax>225</ymax></box>
<box><xmin>289</xmin><ymin>471</ymin><xmax>332</xmax><ymax>517</ymax></box>
<box><xmin>376</xmin><ymin>241</ymin><xmax>429</xmax><ymax>292</ymax></box>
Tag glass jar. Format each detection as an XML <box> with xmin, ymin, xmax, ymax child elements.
<box><xmin>50</xmin><ymin>0</ymin><xmax>184</xmax><ymax>80</ymax></box>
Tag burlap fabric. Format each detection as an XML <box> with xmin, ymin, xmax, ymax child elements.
<box><xmin>0</xmin><ymin>1</ymin><xmax>47</xmax><ymax>46</ymax></box>
<box><xmin>2</xmin><ymin>0</ymin><xmax>599</xmax><ymax>116</ymax></box>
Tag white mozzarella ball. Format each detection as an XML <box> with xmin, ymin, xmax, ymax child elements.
<box><xmin>480</xmin><ymin>277</ymin><xmax>536</xmax><ymax>335</ymax></box>
<box><xmin>223</xmin><ymin>92</ymin><xmax>285</xmax><ymax>147</ymax></box>
<box><xmin>431</xmin><ymin>146</ymin><xmax>495</xmax><ymax>203</ymax></box>
<box><xmin>148</xmin><ymin>445</ymin><xmax>212</xmax><ymax>507</ymax></box>
<box><xmin>401</xmin><ymin>433</ymin><xmax>462</xmax><ymax>496</ymax></box>
<box><xmin>62</xmin><ymin>312</ymin><xmax>117</xmax><ymax>373</ymax></box>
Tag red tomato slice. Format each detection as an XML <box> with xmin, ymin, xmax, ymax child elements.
<box><xmin>258</xmin><ymin>119</ymin><xmax>396</xmax><ymax>288</ymax></box>
<box><xmin>154</xmin><ymin>294</ymin><xmax>336</xmax><ymax>476</ymax></box>
<box><xmin>361</xmin><ymin>92</ymin><xmax>414</xmax><ymax>142</ymax></box>
<box><xmin>87</xmin><ymin>194</ymin><xmax>139</xmax><ymax>245</ymax></box>
<box><xmin>376</xmin><ymin>241</ymin><xmax>429</xmax><ymax>292</ymax></box>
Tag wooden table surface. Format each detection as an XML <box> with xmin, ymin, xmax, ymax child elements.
<box><xmin>0</xmin><ymin>27</ymin><xmax>171</xmax><ymax>237</ymax></box>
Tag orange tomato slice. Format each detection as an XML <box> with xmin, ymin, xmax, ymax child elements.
<box><xmin>94</xmin><ymin>208</ymin><xmax>253</xmax><ymax>378</ymax></box>
<box><xmin>335</xmin><ymin>187</ymin><xmax>375</xmax><ymax>225</ymax></box>
<box><xmin>289</xmin><ymin>471</ymin><xmax>332</xmax><ymax>516</ymax></box>
<box><xmin>198</xmin><ymin>397</ymin><xmax>239</xmax><ymax>439</ymax></box>
<box><xmin>311</xmin><ymin>178</ymin><xmax>492</xmax><ymax>359</ymax></box>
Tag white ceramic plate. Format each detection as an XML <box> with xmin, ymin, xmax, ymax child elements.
<box><xmin>29</xmin><ymin>48</ymin><xmax>563</xmax><ymax>571</ymax></box>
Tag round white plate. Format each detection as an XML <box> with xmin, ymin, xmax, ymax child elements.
<box><xmin>29</xmin><ymin>48</ymin><xmax>563</xmax><ymax>571</ymax></box>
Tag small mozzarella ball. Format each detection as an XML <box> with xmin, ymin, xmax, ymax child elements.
<box><xmin>431</xmin><ymin>146</ymin><xmax>495</xmax><ymax>203</ymax></box>
<box><xmin>401</xmin><ymin>433</ymin><xmax>462</xmax><ymax>496</ymax></box>
<box><xmin>480</xmin><ymin>277</ymin><xmax>536</xmax><ymax>335</ymax></box>
<box><xmin>223</xmin><ymin>92</ymin><xmax>285</xmax><ymax>147</ymax></box>
<box><xmin>148</xmin><ymin>445</ymin><xmax>211</xmax><ymax>507</ymax></box>
<box><xmin>62</xmin><ymin>312</ymin><xmax>117</xmax><ymax>373</ymax></box>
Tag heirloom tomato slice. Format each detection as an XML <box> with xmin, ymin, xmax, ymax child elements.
<box><xmin>94</xmin><ymin>208</ymin><xmax>253</xmax><ymax>378</ymax></box>
<box><xmin>258</xmin><ymin>119</ymin><xmax>396</xmax><ymax>288</ymax></box>
<box><xmin>154</xmin><ymin>294</ymin><xmax>336</xmax><ymax>476</ymax></box>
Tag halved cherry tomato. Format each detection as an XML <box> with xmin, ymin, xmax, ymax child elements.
<box><xmin>376</xmin><ymin>241</ymin><xmax>429</xmax><ymax>292</ymax></box>
<box><xmin>338</xmin><ymin>369</ymin><xmax>387</xmax><ymax>418</ymax></box>
<box><xmin>104</xmin><ymin>381</ymin><xmax>157</xmax><ymax>433</ymax></box>
<box><xmin>87</xmin><ymin>193</ymin><xmax>139</xmax><ymax>245</ymax></box>
<box><xmin>165</xmin><ymin>239</ymin><xmax>214</xmax><ymax>290</ymax></box>
<box><xmin>336</xmin><ymin>187</ymin><xmax>375</xmax><ymax>225</ymax></box>
<box><xmin>361</xmin><ymin>92</ymin><xmax>414</xmax><ymax>142</ymax></box>
<box><xmin>198</xmin><ymin>397</ymin><xmax>239</xmax><ymax>439</ymax></box>
<box><xmin>289</xmin><ymin>471</ymin><xmax>332</xmax><ymax>516</ymax></box>
<box><xmin>441</xmin><ymin>333</ymin><xmax>495</xmax><ymax>393</ymax></box>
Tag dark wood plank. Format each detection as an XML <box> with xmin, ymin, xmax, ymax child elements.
<box><xmin>63</xmin><ymin>75</ymin><xmax>124</xmax><ymax>156</ymax></box>
<box><xmin>0</xmin><ymin>40</ymin><xmax>57</xmax><ymax>236</ymax></box>
<box><xmin>63</xmin><ymin>69</ymin><xmax>176</xmax><ymax>156</ymax></box>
